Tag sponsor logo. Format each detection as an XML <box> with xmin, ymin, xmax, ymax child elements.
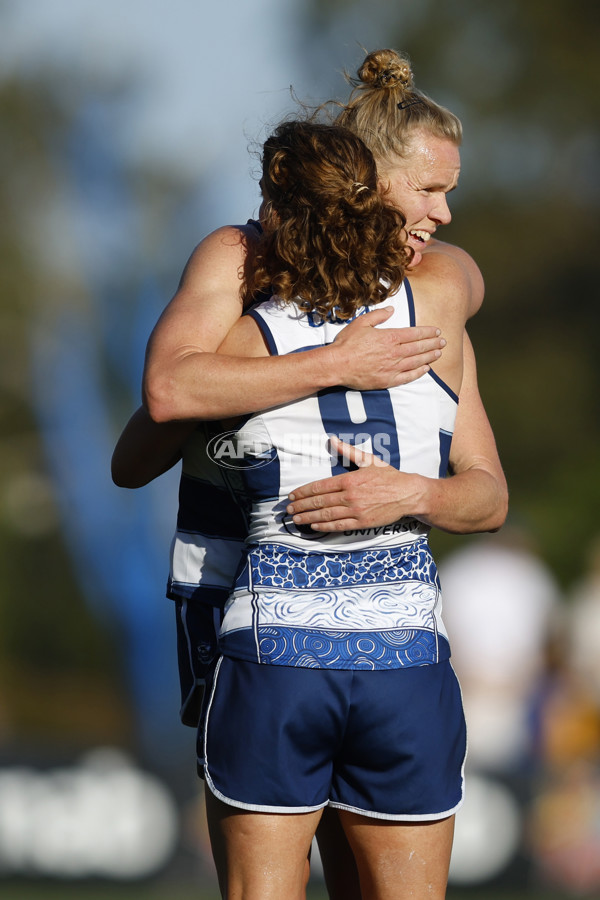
<box><xmin>206</xmin><ymin>431</ymin><xmax>274</xmax><ymax>470</ymax></box>
<box><xmin>206</xmin><ymin>430</ymin><xmax>393</xmax><ymax>470</ymax></box>
<box><xmin>282</xmin><ymin>514</ymin><xmax>324</xmax><ymax>541</ymax></box>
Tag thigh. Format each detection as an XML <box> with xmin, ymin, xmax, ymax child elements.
<box><xmin>206</xmin><ymin>785</ymin><xmax>321</xmax><ymax>900</ymax></box>
<box><xmin>339</xmin><ymin>810</ymin><xmax>455</xmax><ymax>900</ymax></box>
<box><xmin>316</xmin><ymin>807</ymin><xmax>362</xmax><ymax>900</ymax></box>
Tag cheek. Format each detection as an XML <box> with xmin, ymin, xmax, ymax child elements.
<box><xmin>399</xmin><ymin>199</ymin><xmax>424</xmax><ymax>230</ymax></box>
<box><xmin>380</xmin><ymin>178</ymin><xmax>423</xmax><ymax>228</ymax></box>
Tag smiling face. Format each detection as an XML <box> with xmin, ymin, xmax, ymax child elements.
<box><xmin>378</xmin><ymin>129</ymin><xmax>461</xmax><ymax>266</ymax></box>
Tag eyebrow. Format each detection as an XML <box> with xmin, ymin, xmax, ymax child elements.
<box><xmin>427</xmin><ymin>181</ymin><xmax>459</xmax><ymax>192</ymax></box>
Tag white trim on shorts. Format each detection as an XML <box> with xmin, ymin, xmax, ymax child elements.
<box><xmin>328</xmin><ymin>796</ymin><xmax>464</xmax><ymax>822</ymax></box>
<box><xmin>201</xmin><ymin>656</ymin><xmax>469</xmax><ymax>819</ymax></box>
<box><xmin>205</xmin><ymin>779</ymin><xmax>329</xmax><ymax>815</ymax></box>
<box><xmin>203</xmin><ymin>656</ymin><xmax>327</xmax><ymax>814</ymax></box>
<box><xmin>178</xmin><ymin>599</ymin><xmax>197</xmax><ymax>722</ymax></box>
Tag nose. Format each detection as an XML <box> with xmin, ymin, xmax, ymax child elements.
<box><xmin>432</xmin><ymin>194</ymin><xmax>452</xmax><ymax>226</ymax></box>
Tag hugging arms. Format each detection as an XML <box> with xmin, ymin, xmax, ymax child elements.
<box><xmin>113</xmin><ymin>222</ymin><xmax>506</xmax><ymax>536</ymax></box>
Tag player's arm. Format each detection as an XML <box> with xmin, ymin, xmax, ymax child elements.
<box><xmin>142</xmin><ymin>225</ymin><xmax>447</xmax><ymax>423</ymax></box>
<box><xmin>408</xmin><ymin>333</ymin><xmax>508</xmax><ymax>532</ymax></box>
<box><xmin>111</xmin><ymin>406</ymin><xmax>197</xmax><ymax>488</ymax></box>
<box><xmin>111</xmin><ymin>310</ymin><xmax>274</xmax><ymax>491</ymax></box>
<box><xmin>286</xmin><ymin>333</ymin><xmax>508</xmax><ymax>535</ymax></box>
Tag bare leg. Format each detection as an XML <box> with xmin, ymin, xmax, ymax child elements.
<box><xmin>316</xmin><ymin>807</ymin><xmax>362</xmax><ymax>899</ymax></box>
<box><xmin>205</xmin><ymin>786</ymin><xmax>228</xmax><ymax>897</ymax></box>
<box><xmin>206</xmin><ymin>784</ymin><xmax>321</xmax><ymax>900</ymax></box>
<box><xmin>339</xmin><ymin>811</ymin><xmax>455</xmax><ymax>900</ymax></box>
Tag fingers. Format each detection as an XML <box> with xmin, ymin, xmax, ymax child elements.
<box><xmin>287</xmin><ymin>479</ymin><xmax>349</xmax><ymax>518</ymax></box>
<box><xmin>350</xmin><ymin>306</ymin><xmax>394</xmax><ymax>327</ymax></box>
<box><xmin>331</xmin><ymin>316</ymin><xmax>446</xmax><ymax>392</ymax></box>
<box><xmin>294</xmin><ymin>515</ymin><xmax>359</xmax><ymax>533</ymax></box>
<box><xmin>288</xmin><ymin>500</ymin><xmax>348</xmax><ymax>526</ymax></box>
<box><xmin>384</xmin><ymin>333</ymin><xmax>446</xmax><ymax>383</ymax></box>
<box><xmin>387</xmin><ymin>363</ymin><xmax>434</xmax><ymax>386</ymax></box>
<box><xmin>287</xmin><ymin>445</ymin><xmax>388</xmax><ymax>517</ymax></box>
<box><xmin>373</xmin><ymin>329</ymin><xmax>446</xmax><ymax>379</ymax></box>
<box><xmin>288</xmin><ymin>476</ymin><xmax>344</xmax><ymax>503</ymax></box>
<box><xmin>328</xmin><ymin>437</ymin><xmax>388</xmax><ymax>469</ymax></box>
<box><xmin>387</xmin><ymin>331</ymin><xmax>446</xmax><ymax>357</ymax></box>
<box><xmin>287</xmin><ymin>492</ymin><xmax>361</xmax><ymax>531</ymax></box>
<box><xmin>389</xmin><ymin>325</ymin><xmax>443</xmax><ymax>342</ymax></box>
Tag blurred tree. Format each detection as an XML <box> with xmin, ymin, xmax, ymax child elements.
<box><xmin>0</xmin><ymin>71</ymin><xmax>192</xmax><ymax>761</ymax></box>
<box><xmin>0</xmin><ymin>78</ymin><xmax>132</xmax><ymax>748</ymax></box>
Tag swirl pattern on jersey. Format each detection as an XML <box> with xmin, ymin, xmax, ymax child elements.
<box><xmin>218</xmin><ymin>538</ymin><xmax>451</xmax><ymax>669</ymax></box>
<box><xmin>253</xmin><ymin>584</ymin><xmax>438</xmax><ymax>631</ymax></box>
<box><xmin>257</xmin><ymin>626</ymin><xmax>444</xmax><ymax>668</ymax></box>
<box><xmin>242</xmin><ymin>537</ymin><xmax>439</xmax><ymax>591</ymax></box>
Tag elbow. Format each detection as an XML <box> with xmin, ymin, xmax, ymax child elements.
<box><xmin>111</xmin><ymin>469</ymin><xmax>132</xmax><ymax>489</ymax></box>
<box><xmin>112</xmin><ymin>474</ymin><xmax>135</xmax><ymax>489</ymax></box>
<box><xmin>143</xmin><ymin>376</ymin><xmax>179</xmax><ymax>424</ymax></box>
<box><xmin>111</xmin><ymin>460</ymin><xmax>145</xmax><ymax>490</ymax></box>
<box><xmin>112</xmin><ymin>471</ymin><xmax>151</xmax><ymax>490</ymax></box>
<box><xmin>486</xmin><ymin>488</ymin><xmax>509</xmax><ymax>533</ymax></box>
<box><xmin>111</xmin><ymin>442</ymin><xmax>152</xmax><ymax>489</ymax></box>
<box><xmin>143</xmin><ymin>370</ymin><xmax>212</xmax><ymax>422</ymax></box>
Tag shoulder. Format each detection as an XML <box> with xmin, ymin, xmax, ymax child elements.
<box><xmin>179</xmin><ymin>222</ymin><xmax>261</xmax><ymax>291</ymax></box>
<box><xmin>418</xmin><ymin>239</ymin><xmax>484</xmax><ymax>318</ymax></box>
<box><xmin>147</xmin><ymin>221</ymin><xmax>263</xmax><ymax>355</ymax></box>
<box><xmin>218</xmin><ymin>310</ymin><xmax>270</xmax><ymax>358</ymax></box>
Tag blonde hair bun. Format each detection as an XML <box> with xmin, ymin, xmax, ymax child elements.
<box><xmin>357</xmin><ymin>49</ymin><xmax>413</xmax><ymax>92</ymax></box>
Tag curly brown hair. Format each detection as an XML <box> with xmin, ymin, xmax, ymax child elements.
<box><xmin>248</xmin><ymin>119</ymin><xmax>412</xmax><ymax>320</ymax></box>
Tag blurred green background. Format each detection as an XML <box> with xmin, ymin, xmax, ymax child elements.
<box><xmin>0</xmin><ymin>0</ymin><xmax>599</xmax><ymax>896</ymax></box>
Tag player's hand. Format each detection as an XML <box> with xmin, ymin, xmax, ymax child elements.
<box><xmin>329</xmin><ymin>306</ymin><xmax>445</xmax><ymax>391</ymax></box>
<box><xmin>286</xmin><ymin>437</ymin><xmax>424</xmax><ymax>531</ymax></box>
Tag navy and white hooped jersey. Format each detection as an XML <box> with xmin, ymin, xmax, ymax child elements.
<box><xmin>168</xmin><ymin>421</ymin><xmax>249</xmax><ymax>605</ymax></box>
<box><xmin>218</xmin><ymin>278</ymin><xmax>459</xmax><ymax>670</ymax></box>
<box><xmin>169</xmin><ymin>423</ymin><xmax>250</xmax><ymax>725</ymax></box>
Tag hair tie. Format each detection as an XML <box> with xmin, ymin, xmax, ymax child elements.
<box><xmin>353</xmin><ymin>182</ymin><xmax>369</xmax><ymax>194</ymax></box>
<box><xmin>397</xmin><ymin>98</ymin><xmax>425</xmax><ymax>111</ymax></box>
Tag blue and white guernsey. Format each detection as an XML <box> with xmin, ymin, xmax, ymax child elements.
<box><xmin>168</xmin><ymin>422</ymin><xmax>249</xmax><ymax>724</ymax></box>
<box><xmin>218</xmin><ymin>279</ymin><xmax>459</xmax><ymax>670</ymax></box>
<box><xmin>168</xmin><ymin>421</ymin><xmax>249</xmax><ymax>605</ymax></box>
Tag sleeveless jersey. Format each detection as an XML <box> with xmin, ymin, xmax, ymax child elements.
<box><xmin>218</xmin><ymin>279</ymin><xmax>459</xmax><ymax>670</ymax></box>
<box><xmin>168</xmin><ymin>422</ymin><xmax>249</xmax><ymax>725</ymax></box>
<box><xmin>168</xmin><ymin>421</ymin><xmax>249</xmax><ymax>606</ymax></box>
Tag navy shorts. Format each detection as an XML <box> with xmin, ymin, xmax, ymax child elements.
<box><xmin>202</xmin><ymin>656</ymin><xmax>467</xmax><ymax>820</ymax></box>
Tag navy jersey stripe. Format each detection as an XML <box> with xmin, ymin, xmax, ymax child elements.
<box><xmin>177</xmin><ymin>475</ymin><xmax>247</xmax><ymax>537</ymax></box>
<box><xmin>248</xmin><ymin>308</ymin><xmax>278</xmax><ymax>355</ymax></box>
<box><xmin>404</xmin><ymin>277</ymin><xmax>416</xmax><ymax>327</ymax></box>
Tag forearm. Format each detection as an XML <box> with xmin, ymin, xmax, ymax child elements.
<box><xmin>411</xmin><ymin>465</ymin><xmax>508</xmax><ymax>534</ymax></box>
<box><xmin>144</xmin><ymin>225</ymin><xmax>445</xmax><ymax>423</ymax></box>
<box><xmin>111</xmin><ymin>406</ymin><xmax>195</xmax><ymax>488</ymax></box>
<box><xmin>286</xmin><ymin>437</ymin><xmax>508</xmax><ymax>535</ymax></box>
<box><xmin>143</xmin><ymin>344</ymin><xmax>338</xmax><ymax>422</ymax></box>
